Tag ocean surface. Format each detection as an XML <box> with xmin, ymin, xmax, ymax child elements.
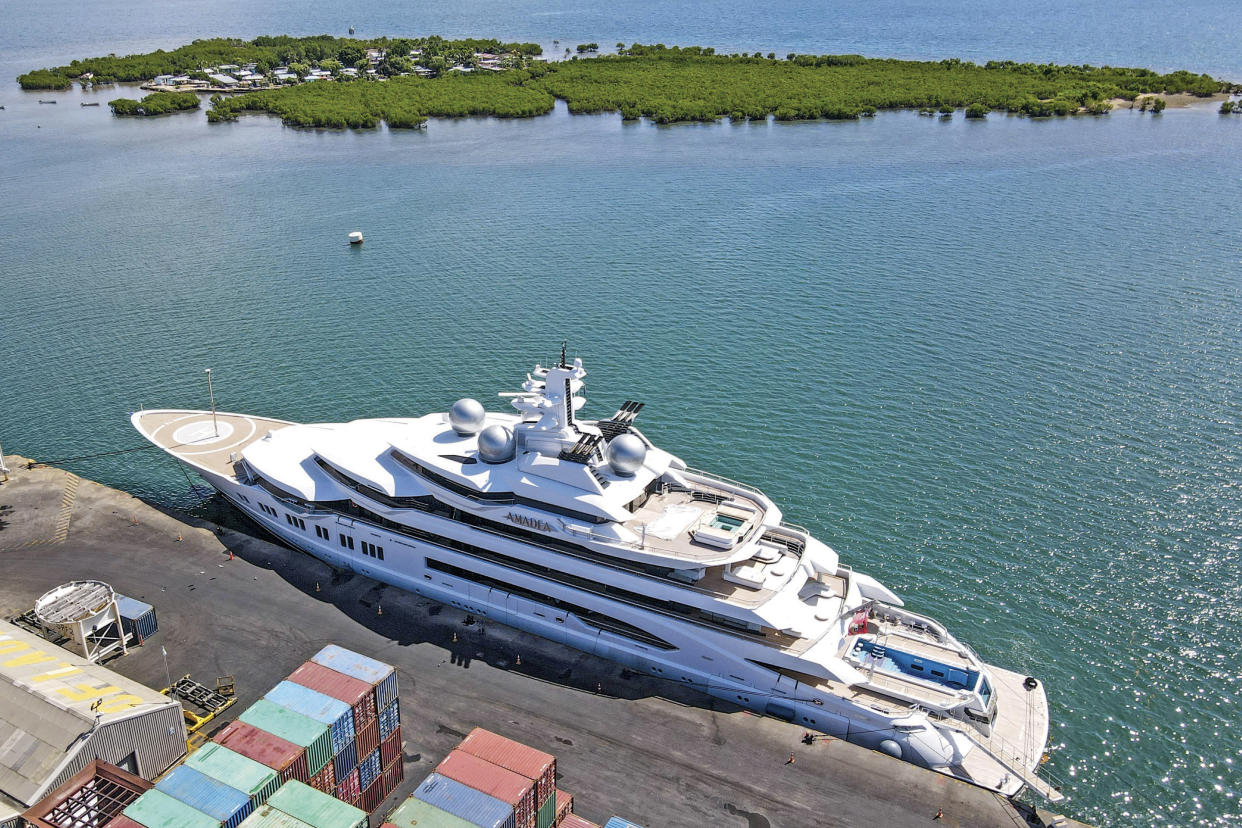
<box><xmin>1</xmin><ymin>2</ymin><xmax>1240</xmax><ymax>825</ymax></box>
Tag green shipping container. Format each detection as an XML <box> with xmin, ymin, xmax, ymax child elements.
<box><xmin>266</xmin><ymin>780</ymin><xmax>367</xmax><ymax>828</ymax></box>
<box><xmin>237</xmin><ymin>804</ymin><xmax>320</xmax><ymax>828</ymax></box>
<box><xmin>241</xmin><ymin>698</ymin><xmax>334</xmax><ymax>775</ymax></box>
<box><xmin>388</xmin><ymin>796</ymin><xmax>479</xmax><ymax>828</ymax></box>
<box><xmin>123</xmin><ymin>789</ymin><xmax>221</xmax><ymax>828</ymax></box>
<box><xmin>185</xmin><ymin>743</ymin><xmax>282</xmax><ymax>807</ymax></box>
<box><xmin>536</xmin><ymin>793</ymin><xmax>557</xmax><ymax>828</ymax></box>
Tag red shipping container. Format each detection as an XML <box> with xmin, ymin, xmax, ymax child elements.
<box><xmin>289</xmin><ymin>660</ymin><xmax>378</xmax><ymax>730</ymax></box>
<box><xmin>355</xmin><ymin>718</ymin><xmax>380</xmax><ymax>761</ymax></box>
<box><xmin>437</xmin><ymin>749</ymin><xmax>536</xmax><ymax>828</ymax></box>
<box><xmin>555</xmin><ymin>789</ymin><xmax>574</xmax><ymax>822</ymax></box>
<box><xmin>459</xmin><ymin>728</ymin><xmax>556</xmax><ymax>807</ymax></box>
<box><xmin>310</xmin><ymin>755</ymin><xmax>336</xmax><ymax>793</ymax></box>
<box><xmin>380</xmin><ymin>727</ymin><xmax>402</xmax><ymax>767</ymax></box>
<box><xmin>558</xmin><ymin>815</ymin><xmax>600</xmax><ymax>828</ymax></box>
<box><xmin>107</xmin><ymin>818</ymin><xmax>148</xmax><ymax>828</ymax></box>
<box><xmin>335</xmin><ymin>766</ymin><xmax>361</xmax><ymax>804</ymax></box>
<box><xmin>213</xmin><ymin>719</ymin><xmax>310</xmax><ymax>783</ymax></box>
<box><xmin>381</xmin><ymin>756</ymin><xmax>404</xmax><ymax>792</ymax></box>
<box><xmin>359</xmin><ymin>776</ymin><xmax>387</xmax><ymax>814</ymax></box>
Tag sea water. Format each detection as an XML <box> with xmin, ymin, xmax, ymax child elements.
<box><xmin>1</xmin><ymin>3</ymin><xmax>1240</xmax><ymax>825</ymax></box>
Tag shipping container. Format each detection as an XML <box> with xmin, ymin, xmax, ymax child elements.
<box><xmin>357</xmin><ymin>748</ymin><xmax>382</xmax><ymax>793</ymax></box>
<box><xmin>310</xmin><ymin>645</ymin><xmax>397</xmax><ymax>710</ymax></box>
<box><xmin>458</xmin><ymin>729</ymin><xmax>555</xmax><ymax>807</ymax></box>
<box><xmin>184</xmin><ymin>743</ymin><xmax>282</xmax><ymax>808</ymax></box>
<box><xmin>309</xmin><ymin>757</ymin><xmax>336</xmax><ymax>794</ymax></box>
<box><xmin>215</xmin><ymin>720</ymin><xmax>310</xmax><ymax>784</ymax></box>
<box><xmin>240</xmin><ymin>699</ymin><xmax>334</xmax><ymax>776</ymax></box>
<box><xmin>557</xmin><ymin>816</ymin><xmax>599</xmax><ymax>828</ymax></box>
<box><xmin>355</xmin><ymin>719</ymin><xmax>379</xmax><ymax>761</ymax></box>
<box><xmin>265</xmin><ymin>780</ymin><xmax>368</xmax><ymax>828</ymax></box>
<box><xmin>553</xmin><ymin>790</ymin><xmax>573</xmax><ymax>824</ymax></box>
<box><xmin>534</xmin><ymin>795</ymin><xmax>555</xmax><ymax>828</ymax></box>
<box><xmin>381</xmin><ymin>756</ymin><xmax>403</xmax><ymax>793</ymax></box>
<box><xmin>602</xmin><ymin>818</ymin><xmax>644</xmax><ymax>828</ymax></box>
<box><xmin>332</xmin><ymin>740</ymin><xmax>358</xmax><ymax>784</ymax></box>
<box><xmin>265</xmin><ymin>681</ymin><xmax>356</xmax><ymax>755</ymax></box>
<box><xmin>288</xmin><ymin>661</ymin><xmax>377</xmax><ymax>731</ymax></box>
<box><xmin>115</xmin><ymin>595</ymin><xmax>158</xmax><ymax>644</ymax></box>
<box><xmin>335</xmin><ymin>767</ymin><xmax>361</xmax><ymax>804</ymax></box>
<box><xmin>359</xmin><ymin>776</ymin><xmax>387</xmax><ymax>814</ymax></box>
<box><xmin>387</xmin><ymin>796</ymin><xmax>477</xmax><ymax>828</ymax></box>
<box><xmin>414</xmin><ymin>773</ymin><xmax>515</xmax><ymax>828</ymax></box>
<box><xmin>380</xmin><ymin>727</ymin><xmax>402</xmax><ymax>768</ymax></box>
<box><xmin>436</xmin><ymin>750</ymin><xmax>535</xmax><ymax>828</ymax></box>
<box><xmin>155</xmin><ymin>765</ymin><xmax>254</xmax><ymax>828</ymax></box>
<box><xmin>236</xmin><ymin>804</ymin><xmax>320</xmax><ymax>828</ymax></box>
<box><xmin>378</xmin><ymin>699</ymin><xmax>400</xmax><ymax>740</ymax></box>
<box><xmin>122</xmin><ymin>789</ymin><xmax>221</xmax><ymax>828</ymax></box>
<box><xmin>106</xmin><ymin>816</ymin><xmax>149</xmax><ymax>828</ymax></box>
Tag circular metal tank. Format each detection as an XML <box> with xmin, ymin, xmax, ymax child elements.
<box><xmin>34</xmin><ymin>580</ymin><xmax>116</xmax><ymax>633</ymax></box>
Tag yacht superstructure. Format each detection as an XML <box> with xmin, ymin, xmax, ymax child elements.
<box><xmin>132</xmin><ymin>353</ymin><xmax>1058</xmax><ymax>802</ymax></box>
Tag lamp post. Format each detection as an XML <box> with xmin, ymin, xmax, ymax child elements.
<box><xmin>205</xmin><ymin>368</ymin><xmax>217</xmax><ymax>436</ymax></box>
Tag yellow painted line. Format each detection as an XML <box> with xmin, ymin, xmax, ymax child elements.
<box><xmin>4</xmin><ymin>651</ymin><xmax>59</xmax><ymax>668</ymax></box>
<box><xmin>32</xmin><ymin>665</ymin><xmax>83</xmax><ymax>682</ymax></box>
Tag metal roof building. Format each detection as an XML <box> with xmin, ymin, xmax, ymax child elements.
<box><xmin>0</xmin><ymin>622</ymin><xmax>186</xmax><ymax>826</ymax></box>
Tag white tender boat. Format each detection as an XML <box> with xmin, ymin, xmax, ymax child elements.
<box><xmin>132</xmin><ymin>350</ymin><xmax>1058</xmax><ymax>801</ymax></box>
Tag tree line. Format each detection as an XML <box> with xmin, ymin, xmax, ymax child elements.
<box><xmin>109</xmin><ymin>91</ymin><xmax>201</xmax><ymax>115</ymax></box>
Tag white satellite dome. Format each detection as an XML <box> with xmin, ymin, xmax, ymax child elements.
<box><xmin>478</xmin><ymin>425</ymin><xmax>516</xmax><ymax>464</ymax></box>
<box><xmin>449</xmin><ymin>398</ymin><xmax>486</xmax><ymax>435</ymax></box>
<box><xmin>606</xmin><ymin>433</ymin><xmax>647</xmax><ymax>476</ymax></box>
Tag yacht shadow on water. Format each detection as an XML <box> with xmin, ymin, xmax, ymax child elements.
<box><xmin>167</xmin><ymin>494</ymin><xmax>747</xmax><ymax>713</ymax></box>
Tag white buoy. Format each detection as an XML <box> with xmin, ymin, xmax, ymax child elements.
<box><xmin>348</xmin><ymin>231</ymin><xmax>363</xmax><ymax>245</ymax></box>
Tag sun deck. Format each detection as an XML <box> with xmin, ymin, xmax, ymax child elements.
<box><xmin>621</xmin><ymin>484</ymin><xmax>770</xmax><ymax>563</ymax></box>
<box><xmin>133</xmin><ymin>409</ymin><xmax>293</xmax><ymax>479</ymax></box>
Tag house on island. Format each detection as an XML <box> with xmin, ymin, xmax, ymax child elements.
<box><xmin>208</xmin><ymin>72</ymin><xmax>239</xmax><ymax>87</ymax></box>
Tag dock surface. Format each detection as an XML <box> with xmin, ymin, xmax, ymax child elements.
<box><xmin>0</xmin><ymin>457</ymin><xmax>1047</xmax><ymax>828</ymax></box>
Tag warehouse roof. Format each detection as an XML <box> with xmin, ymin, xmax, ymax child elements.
<box><xmin>0</xmin><ymin>622</ymin><xmax>180</xmax><ymax>805</ymax></box>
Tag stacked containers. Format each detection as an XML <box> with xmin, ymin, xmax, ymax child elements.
<box><xmin>308</xmin><ymin>645</ymin><xmax>402</xmax><ymax>813</ymax></box>
<box><xmin>435</xmin><ymin>751</ymin><xmax>535</xmax><ymax>828</ymax></box>
<box><xmin>122</xmin><ymin>789</ymin><xmax>223</xmax><ymax>828</ymax></box>
<box><xmin>237</xmin><ymin>806</ymin><xmax>319</xmax><ymax>828</ymax></box>
<box><xmin>414</xmin><ymin>774</ymin><xmax>515</xmax><ymax>828</ymax></box>
<box><xmin>387</xmin><ymin>795</ymin><xmax>478</xmax><ymax>828</ymax></box>
<box><xmin>155</xmin><ymin>765</ymin><xmax>254</xmax><ymax>828</ymax></box>
<box><xmin>184</xmin><ymin>743</ymin><xmax>283</xmax><ymax>810</ymax></box>
<box><xmin>214</xmin><ymin>720</ymin><xmax>311</xmax><ymax>784</ymax></box>
<box><xmin>240</xmin><ymin>699</ymin><xmax>334</xmax><ymax>779</ymax></box>
<box><xmin>265</xmin><ymin>682</ymin><xmax>357</xmax><ymax>757</ymax></box>
<box><xmin>114</xmin><ymin>595</ymin><xmax>158</xmax><ymax>644</ymax></box>
<box><xmin>553</xmin><ymin>791</ymin><xmax>573</xmax><ymax>825</ymax></box>
<box><xmin>457</xmin><ymin>730</ymin><xmax>555</xmax><ymax>828</ymax></box>
<box><xmin>265</xmin><ymin>780</ymin><xmax>368</xmax><ymax>828</ymax></box>
<box><xmin>558</xmin><ymin>817</ymin><xmax>600</xmax><ymax>828</ymax></box>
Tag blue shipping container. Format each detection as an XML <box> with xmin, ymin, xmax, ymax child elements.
<box><xmin>415</xmin><ymin>773</ymin><xmax>515</xmax><ymax>828</ymax></box>
<box><xmin>155</xmin><ymin>765</ymin><xmax>253</xmax><ymax>828</ymax></box>
<box><xmin>603</xmin><ymin>819</ymin><xmax>646</xmax><ymax>828</ymax></box>
<box><xmin>115</xmin><ymin>594</ymin><xmax>158</xmax><ymax>644</ymax></box>
<box><xmin>375</xmin><ymin>671</ymin><xmax>398</xmax><ymax>710</ymax></box>
<box><xmin>311</xmin><ymin>645</ymin><xmax>394</xmax><ymax>686</ymax></box>
<box><xmin>357</xmin><ymin>748</ymin><xmax>381</xmax><ymax>792</ymax></box>
<box><xmin>265</xmin><ymin>681</ymin><xmax>356</xmax><ymax>754</ymax></box>
<box><xmin>333</xmin><ymin>740</ymin><xmax>358</xmax><ymax>784</ymax></box>
<box><xmin>378</xmin><ymin>699</ymin><xmax>399</xmax><ymax>740</ymax></box>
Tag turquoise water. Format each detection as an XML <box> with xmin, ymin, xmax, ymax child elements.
<box><xmin>2</xmin><ymin>3</ymin><xmax>1241</xmax><ymax>825</ymax></box>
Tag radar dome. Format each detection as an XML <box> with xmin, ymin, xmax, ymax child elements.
<box><xmin>607</xmin><ymin>433</ymin><xmax>647</xmax><ymax>476</ymax></box>
<box><xmin>478</xmin><ymin>425</ymin><xmax>516</xmax><ymax>464</ymax></box>
<box><xmin>449</xmin><ymin>398</ymin><xmax>485</xmax><ymax>435</ymax></box>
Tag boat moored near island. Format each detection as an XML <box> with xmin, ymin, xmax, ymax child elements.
<box><xmin>131</xmin><ymin>350</ymin><xmax>1059</xmax><ymax>802</ymax></box>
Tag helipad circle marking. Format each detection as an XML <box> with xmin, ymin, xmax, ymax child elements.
<box><xmin>172</xmin><ymin>420</ymin><xmax>235</xmax><ymax>445</ymax></box>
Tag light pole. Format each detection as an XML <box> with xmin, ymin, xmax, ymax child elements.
<box><xmin>205</xmin><ymin>368</ymin><xmax>218</xmax><ymax>436</ymax></box>
<box><xmin>161</xmin><ymin>645</ymin><xmax>172</xmax><ymax>693</ymax></box>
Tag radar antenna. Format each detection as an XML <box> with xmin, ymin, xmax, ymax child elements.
<box><xmin>560</xmin><ymin>341</ymin><xmax>567</xmax><ymax>368</ymax></box>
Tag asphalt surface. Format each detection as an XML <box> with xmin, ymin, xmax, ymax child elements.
<box><xmin>0</xmin><ymin>457</ymin><xmax>1038</xmax><ymax>828</ymax></box>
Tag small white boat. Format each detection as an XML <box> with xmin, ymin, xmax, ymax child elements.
<box><xmin>348</xmin><ymin>231</ymin><xmax>363</xmax><ymax>245</ymax></box>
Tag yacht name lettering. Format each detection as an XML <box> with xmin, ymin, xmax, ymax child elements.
<box><xmin>507</xmin><ymin>512</ymin><xmax>552</xmax><ymax>531</ymax></box>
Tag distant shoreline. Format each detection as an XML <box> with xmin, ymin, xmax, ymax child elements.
<box><xmin>16</xmin><ymin>36</ymin><xmax>1238</xmax><ymax>130</ymax></box>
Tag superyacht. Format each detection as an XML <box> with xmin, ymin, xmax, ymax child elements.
<box><xmin>132</xmin><ymin>351</ymin><xmax>1057</xmax><ymax>801</ymax></box>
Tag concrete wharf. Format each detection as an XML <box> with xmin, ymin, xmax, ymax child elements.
<box><xmin>0</xmin><ymin>456</ymin><xmax>1081</xmax><ymax>828</ymax></box>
